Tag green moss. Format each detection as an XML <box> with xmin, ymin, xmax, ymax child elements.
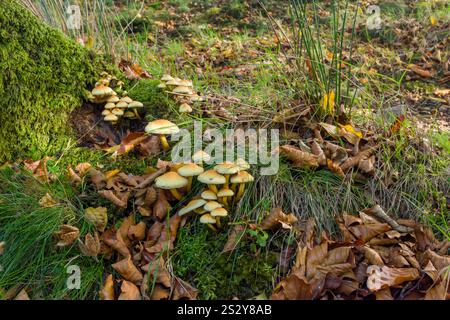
<box><xmin>128</xmin><ymin>79</ymin><xmax>175</xmax><ymax>119</ymax></box>
<box><xmin>0</xmin><ymin>0</ymin><xmax>109</xmax><ymax>162</ymax></box>
<box><xmin>172</xmin><ymin>225</ymin><xmax>276</xmax><ymax>300</ymax></box>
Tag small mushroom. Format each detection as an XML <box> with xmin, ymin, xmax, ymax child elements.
<box><xmin>230</xmin><ymin>171</ymin><xmax>254</xmax><ymax>200</ymax></box>
<box><xmin>161</xmin><ymin>74</ymin><xmax>174</xmax><ymax>82</ymax></box>
<box><xmin>178</xmin><ymin>199</ymin><xmax>206</xmax><ymax>216</ymax></box>
<box><xmin>214</xmin><ymin>162</ymin><xmax>239</xmax><ymax>188</ymax></box>
<box><xmin>198</xmin><ymin>170</ymin><xmax>226</xmax><ymax>194</ymax></box>
<box><xmin>92</xmin><ymin>85</ymin><xmax>113</xmax><ymax>97</ymax></box>
<box><xmin>155</xmin><ymin>172</ymin><xmax>188</xmax><ymax>201</ymax></box>
<box><xmin>128</xmin><ymin>101</ymin><xmax>144</xmax><ymax>108</ymax></box>
<box><xmin>157</xmin><ymin>82</ymin><xmax>167</xmax><ymax>89</ymax></box>
<box><xmin>180</xmin><ymin>79</ymin><xmax>193</xmax><ymax>87</ymax></box>
<box><xmin>217</xmin><ymin>188</ymin><xmax>234</xmax><ymax>206</ymax></box>
<box><xmin>201</xmin><ymin>190</ymin><xmax>217</xmax><ymax>201</ymax></box>
<box><xmin>179</xmin><ymin>103</ymin><xmax>193</xmax><ymax>113</ymax></box>
<box><xmin>235</xmin><ymin>158</ymin><xmax>250</xmax><ymax>171</ymax></box>
<box><xmin>116</xmin><ymin>101</ymin><xmax>128</xmax><ymax>109</ymax></box>
<box><xmin>192</xmin><ymin>150</ymin><xmax>211</xmax><ymax>166</ymax></box>
<box><xmin>104</xmin><ymin>102</ymin><xmax>116</xmax><ymax>110</ymax></box>
<box><xmin>124</xmin><ymin>111</ymin><xmax>137</xmax><ymax>119</ymax></box>
<box><xmin>200</xmin><ymin>214</ymin><xmax>217</xmax><ymax>232</ymax></box>
<box><xmin>145</xmin><ymin>119</ymin><xmax>180</xmax><ymax>152</ymax></box>
<box><xmin>204</xmin><ymin>201</ymin><xmax>222</xmax><ymax>212</ymax></box>
<box><xmin>106</xmin><ymin>96</ymin><xmax>120</xmax><ymax>103</ymax></box>
<box><xmin>172</xmin><ymin>86</ymin><xmax>193</xmax><ymax>95</ymax></box>
<box><xmin>120</xmin><ymin>96</ymin><xmax>133</xmax><ymax>104</ymax></box>
<box><xmin>210</xmin><ymin>207</ymin><xmax>228</xmax><ymax>228</ymax></box>
<box><xmin>104</xmin><ymin>114</ymin><xmax>119</xmax><ymax>123</ymax></box>
<box><xmin>102</xmin><ymin>109</ymin><xmax>112</xmax><ymax>116</ymax></box>
<box><xmin>166</xmin><ymin>78</ymin><xmax>184</xmax><ymax>86</ymax></box>
<box><xmin>177</xmin><ymin>163</ymin><xmax>204</xmax><ymax>192</ymax></box>
<box><xmin>112</xmin><ymin>108</ymin><xmax>124</xmax><ymax>116</ymax></box>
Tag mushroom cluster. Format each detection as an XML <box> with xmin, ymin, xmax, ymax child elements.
<box><xmin>174</xmin><ymin>154</ymin><xmax>254</xmax><ymax>232</ymax></box>
<box><xmin>89</xmin><ymin>72</ymin><xmax>144</xmax><ymax>124</ymax></box>
<box><xmin>157</xmin><ymin>75</ymin><xmax>204</xmax><ymax>114</ymax></box>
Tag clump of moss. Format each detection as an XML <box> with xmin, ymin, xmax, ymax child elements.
<box><xmin>128</xmin><ymin>79</ymin><xmax>175</xmax><ymax>119</ymax></box>
<box><xmin>0</xmin><ymin>0</ymin><xmax>109</xmax><ymax>162</ymax></box>
<box><xmin>172</xmin><ymin>226</ymin><xmax>276</xmax><ymax>300</ymax></box>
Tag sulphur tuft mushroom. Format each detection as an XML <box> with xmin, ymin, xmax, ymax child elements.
<box><xmin>204</xmin><ymin>201</ymin><xmax>222</xmax><ymax>212</ymax></box>
<box><xmin>145</xmin><ymin>119</ymin><xmax>180</xmax><ymax>152</ymax></box>
<box><xmin>200</xmin><ymin>213</ymin><xmax>217</xmax><ymax>232</ymax></box>
<box><xmin>177</xmin><ymin>163</ymin><xmax>204</xmax><ymax>192</ymax></box>
<box><xmin>115</xmin><ymin>101</ymin><xmax>128</xmax><ymax>109</ymax></box>
<box><xmin>178</xmin><ymin>199</ymin><xmax>206</xmax><ymax>216</ymax></box>
<box><xmin>192</xmin><ymin>150</ymin><xmax>211</xmax><ymax>166</ymax></box>
<box><xmin>128</xmin><ymin>101</ymin><xmax>144</xmax><ymax>109</ymax></box>
<box><xmin>173</xmin><ymin>86</ymin><xmax>193</xmax><ymax>95</ymax></box>
<box><xmin>215</xmin><ymin>162</ymin><xmax>239</xmax><ymax>189</ymax></box>
<box><xmin>217</xmin><ymin>187</ymin><xmax>234</xmax><ymax>206</ymax></box>
<box><xmin>161</xmin><ymin>74</ymin><xmax>174</xmax><ymax>82</ymax></box>
<box><xmin>155</xmin><ymin>171</ymin><xmax>188</xmax><ymax>201</ymax></box>
<box><xmin>235</xmin><ymin>158</ymin><xmax>250</xmax><ymax>171</ymax></box>
<box><xmin>201</xmin><ymin>190</ymin><xmax>217</xmax><ymax>201</ymax></box>
<box><xmin>179</xmin><ymin>103</ymin><xmax>193</xmax><ymax>114</ymax></box>
<box><xmin>112</xmin><ymin>108</ymin><xmax>124</xmax><ymax>116</ymax></box>
<box><xmin>92</xmin><ymin>85</ymin><xmax>113</xmax><ymax>97</ymax></box>
<box><xmin>198</xmin><ymin>170</ymin><xmax>226</xmax><ymax>194</ymax></box>
<box><xmin>102</xmin><ymin>109</ymin><xmax>112</xmax><ymax>116</ymax></box>
<box><xmin>230</xmin><ymin>171</ymin><xmax>254</xmax><ymax>200</ymax></box>
<box><xmin>211</xmin><ymin>207</ymin><xmax>228</xmax><ymax>228</ymax></box>
<box><xmin>104</xmin><ymin>114</ymin><xmax>119</xmax><ymax>123</ymax></box>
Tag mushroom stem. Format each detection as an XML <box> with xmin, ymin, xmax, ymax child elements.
<box><xmin>215</xmin><ymin>218</ymin><xmax>221</xmax><ymax>229</ymax></box>
<box><xmin>224</xmin><ymin>174</ymin><xmax>230</xmax><ymax>189</ymax></box>
<box><xmin>170</xmin><ymin>188</ymin><xmax>183</xmax><ymax>201</ymax></box>
<box><xmin>222</xmin><ymin>197</ymin><xmax>228</xmax><ymax>207</ymax></box>
<box><xmin>231</xmin><ymin>183</ymin><xmax>238</xmax><ymax>193</ymax></box>
<box><xmin>236</xmin><ymin>183</ymin><xmax>246</xmax><ymax>200</ymax></box>
<box><xmin>159</xmin><ymin>135</ymin><xmax>170</xmax><ymax>151</ymax></box>
<box><xmin>186</xmin><ymin>177</ymin><xmax>193</xmax><ymax>192</ymax></box>
<box><xmin>207</xmin><ymin>224</ymin><xmax>217</xmax><ymax>232</ymax></box>
<box><xmin>208</xmin><ymin>184</ymin><xmax>218</xmax><ymax>194</ymax></box>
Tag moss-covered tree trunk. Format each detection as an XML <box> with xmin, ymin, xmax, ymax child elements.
<box><xmin>0</xmin><ymin>0</ymin><xmax>105</xmax><ymax>162</ymax></box>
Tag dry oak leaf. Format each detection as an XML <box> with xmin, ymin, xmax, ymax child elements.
<box><xmin>279</xmin><ymin>145</ymin><xmax>319</xmax><ymax>169</ymax></box>
<box><xmin>172</xmin><ymin>277</ymin><xmax>199</xmax><ymax>300</ymax></box>
<box><xmin>78</xmin><ymin>232</ymin><xmax>101</xmax><ymax>257</ymax></box>
<box><xmin>39</xmin><ymin>193</ymin><xmax>58</xmax><ymax>208</ymax></box>
<box><xmin>141</xmin><ymin>256</ymin><xmax>171</xmax><ymax>288</ymax></box>
<box><xmin>99</xmin><ymin>274</ymin><xmax>115</xmax><ymax>300</ymax></box>
<box><xmin>366</xmin><ymin>265</ymin><xmax>419</xmax><ymax>292</ymax></box>
<box><xmin>118</xmin><ymin>280</ymin><xmax>141</xmax><ymax>300</ymax></box>
<box><xmin>112</xmin><ymin>256</ymin><xmax>144</xmax><ymax>284</ymax></box>
<box><xmin>150</xmin><ymin>284</ymin><xmax>170</xmax><ymax>300</ymax></box>
<box><xmin>84</xmin><ymin>207</ymin><xmax>108</xmax><ymax>232</ymax></box>
<box><xmin>260</xmin><ymin>207</ymin><xmax>298</xmax><ymax>230</ymax></box>
<box><xmin>223</xmin><ymin>224</ymin><xmax>246</xmax><ymax>253</ymax></box>
<box><xmin>54</xmin><ymin>224</ymin><xmax>80</xmax><ymax>247</ymax></box>
<box><xmin>101</xmin><ymin>228</ymin><xmax>131</xmax><ymax>258</ymax></box>
<box><xmin>128</xmin><ymin>222</ymin><xmax>147</xmax><ymax>241</ymax></box>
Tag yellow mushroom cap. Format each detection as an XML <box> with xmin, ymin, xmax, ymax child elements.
<box><xmin>235</xmin><ymin>158</ymin><xmax>250</xmax><ymax>170</ymax></box>
<box><xmin>104</xmin><ymin>114</ymin><xmax>119</xmax><ymax>122</ymax></box>
<box><xmin>204</xmin><ymin>201</ymin><xmax>222</xmax><ymax>212</ymax></box>
<box><xmin>172</xmin><ymin>86</ymin><xmax>193</xmax><ymax>95</ymax></box>
<box><xmin>92</xmin><ymin>85</ymin><xmax>113</xmax><ymax>97</ymax></box>
<box><xmin>230</xmin><ymin>171</ymin><xmax>254</xmax><ymax>184</ymax></box>
<box><xmin>157</xmin><ymin>83</ymin><xmax>167</xmax><ymax>89</ymax></box>
<box><xmin>120</xmin><ymin>96</ymin><xmax>133</xmax><ymax>104</ymax></box>
<box><xmin>180</xmin><ymin>79</ymin><xmax>193</xmax><ymax>87</ymax></box>
<box><xmin>179</xmin><ymin>103</ymin><xmax>193</xmax><ymax>113</ymax></box>
<box><xmin>124</xmin><ymin>111</ymin><xmax>136</xmax><ymax>119</ymax></box>
<box><xmin>217</xmin><ymin>188</ymin><xmax>234</xmax><ymax>197</ymax></box>
<box><xmin>104</xmin><ymin>102</ymin><xmax>116</xmax><ymax>110</ymax></box>
<box><xmin>155</xmin><ymin>172</ymin><xmax>188</xmax><ymax>189</ymax></box>
<box><xmin>179</xmin><ymin>199</ymin><xmax>207</xmax><ymax>216</ymax></box>
<box><xmin>198</xmin><ymin>170</ymin><xmax>226</xmax><ymax>185</ymax></box>
<box><xmin>116</xmin><ymin>101</ymin><xmax>128</xmax><ymax>109</ymax></box>
<box><xmin>178</xmin><ymin>163</ymin><xmax>204</xmax><ymax>177</ymax></box>
<box><xmin>201</xmin><ymin>190</ymin><xmax>217</xmax><ymax>200</ymax></box>
<box><xmin>128</xmin><ymin>101</ymin><xmax>144</xmax><ymax>108</ymax></box>
<box><xmin>200</xmin><ymin>214</ymin><xmax>216</xmax><ymax>224</ymax></box>
<box><xmin>107</xmin><ymin>96</ymin><xmax>120</xmax><ymax>103</ymax></box>
<box><xmin>112</xmin><ymin>108</ymin><xmax>124</xmax><ymax>116</ymax></box>
<box><xmin>211</xmin><ymin>207</ymin><xmax>228</xmax><ymax>217</ymax></box>
<box><xmin>145</xmin><ymin>119</ymin><xmax>180</xmax><ymax>135</ymax></box>
<box><xmin>161</xmin><ymin>74</ymin><xmax>174</xmax><ymax>82</ymax></box>
<box><xmin>192</xmin><ymin>150</ymin><xmax>211</xmax><ymax>163</ymax></box>
<box><xmin>166</xmin><ymin>79</ymin><xmax>184</xmax><ymax>86</ymax></box>
<box><xmin>214</xmin><ymin>162</ymin><xmax>240</xmax><ymax>175</ymax></box>
<box><xmin>102</xmin><ymin>109</ymin><xmax>112</xmax><ymax>116</ymax></box>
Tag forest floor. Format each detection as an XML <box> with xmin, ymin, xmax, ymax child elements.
<box><xmin>0</xmin><ymin>0</ymin><xmax>449</xmax><ymax>300</ymax></box>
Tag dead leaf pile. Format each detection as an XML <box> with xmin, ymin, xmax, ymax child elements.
<box><xmin>272</xmin><ymin>205</ymin><xmax>449</xmax><ymax>300</ymax></box>
<box><xmin>95</xmin><ymin>214</ymin><xmax>197</xmax><ymax>300</ymax></box>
